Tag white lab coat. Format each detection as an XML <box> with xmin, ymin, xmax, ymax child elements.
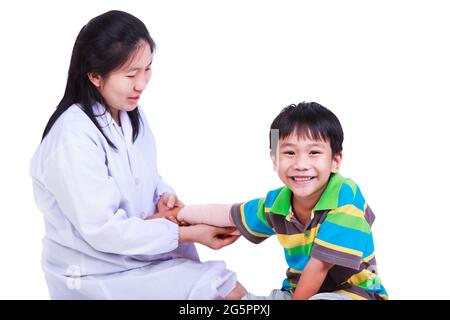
<box><xmin>30</xmin><ymin>103</ymin><xmax>236</xmax><ymax>299</ymax></box>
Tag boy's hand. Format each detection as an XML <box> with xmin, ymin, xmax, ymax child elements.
<box><xmin>157</xmin><ymin>193</ymin><xmax>184</xmax><ymax>213</ymax></box>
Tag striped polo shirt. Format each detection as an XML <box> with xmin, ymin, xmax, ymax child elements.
<box><xmin>230</xmin><ymin>173</ymin><xmax>388</xmax><ymax>300</ymax></box>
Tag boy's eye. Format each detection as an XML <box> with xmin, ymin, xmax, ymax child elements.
<box><xmin>126</xmin><ymin>74</ymin><xmax>136</xmax><ymax>78</ymax></box>
<box><xmin>283</xmin><ymin>151</ymin><xmax>295</xmax><ymax>156</ymax></box>
<box><xmin>310</xmin><ymin>150</ymin><xmax>322</xmax><ymax>155</ymax></box>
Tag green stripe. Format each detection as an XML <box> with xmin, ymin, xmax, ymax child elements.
<box><xmin>345</xmin><ymin>179</ymin><xmax>358</xmax><ymax>195</ymax></box>
<box><xmin>285</xmin><ymin>242</ymin><xmax>314</xmax><ymax>257</ymax></box>
<box><xmin>357</xmin><ymin>274</ymin><xmax>382</xmax><ymax>291</ymax></box>
<box><xmin>326</xmin><ymin>211</ymin><xmax>371</xmax><ymax>234</ymax></box>
<box><xmin>256</xmin><ymin>198</ymin><xmax>270</xmax><ymax>228</ymax></box>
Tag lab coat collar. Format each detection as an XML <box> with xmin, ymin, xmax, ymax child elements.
<box><xmin>91</xmin><ymin>102</ymin><xmax>135</xmax><ymax>143</ymax></box>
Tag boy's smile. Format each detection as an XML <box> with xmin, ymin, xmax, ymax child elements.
<box><xmin>273</xmin><ymin>132</ymin><xmax>342</xmax><ymax>217</ymax></box>
<box><xmin>289</xmin><ymin>175</ymin><xmax>317</xmax><ymax>185</ymax></box>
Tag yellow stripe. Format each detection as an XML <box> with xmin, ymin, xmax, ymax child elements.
<box><xmin>289</xmin><ymin>268</ymin><xmax>302</xmax><ymax>274</ymax></box>
<box><xmin>362</xmin><ymin>252</ymin><xmax>375</xmax><ymax>263</ymax></box>
<box><xmin>276</xmin><ymin>227</ymin><xmax>318</xmax><ymax>248</ymax></box>
<box><xmin>347</xmin><ymin>269</ymin><xmax>373</xmax><ymax>286</ymax></box>
<box><xmin>336</xmin><ymin>290</ymin><xmax>368</xmax><ymax>300</ymax></box>
<box><xmin>240</xmin><ymin>205</ymin><xmax>270</xmax><ymax>238</ymax></box>
<box><xmin>286</xmin><ymin>211</ymin><xmax>294</xmax><ymax>222</ymax></box>
<box><xmin>315</xmin><ymin>238</ymin><xmax>362</xmax><ymax>257</ymax></box>
<box><xmin>328</xmin><ymin>204</ymin><xmax>364</xmax><ymax>218</ymax></box>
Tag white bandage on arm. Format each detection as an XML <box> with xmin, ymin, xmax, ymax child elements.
<box><xmin>177</xmin><ymin>204</ymin><xmax>235</xmax><ymax>227</ymax></box>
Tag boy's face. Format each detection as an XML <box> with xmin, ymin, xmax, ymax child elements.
<box><xmin>272</xmin><ymin>133</ymin><xmax>342</xmax><ymax>206</ymax></box>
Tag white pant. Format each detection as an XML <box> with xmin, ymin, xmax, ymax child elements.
<box><xmin>45</xmin><ymin>258</ymin><xmax>237</xmax><ymax>300</ymax></box>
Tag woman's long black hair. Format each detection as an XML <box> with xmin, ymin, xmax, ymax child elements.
<box><xmin>41</xmin><ymin>10</ymin><xmax>156</xmax><ymax>149</ymax></box>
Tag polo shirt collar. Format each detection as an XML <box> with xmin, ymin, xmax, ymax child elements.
<box><xmin>269</xmin><ymin>173</ymin><xmax>347</xmax><ymax>217</ymax></box>
<box><xmin>313</xmin><ymin>173</ymin><xmax>347</xmax><ymax>211</ymax></box>
<box><xmin>270</xmin><ymin>187</ymin><xmax>292</xmax><ymax>216</ymax></box>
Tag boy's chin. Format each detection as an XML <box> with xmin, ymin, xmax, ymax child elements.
<box><xmin>291</xmin><ymin>190</ymin><xmax>315</xmax><ymax>200</ymax></box>
<box><xmin>287</xmin><ymin>182</ymin><xmax>324</xmax><ymax>200</ymax></box>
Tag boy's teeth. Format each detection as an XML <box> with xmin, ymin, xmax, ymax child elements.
<box><xmin>293</xmin><ymin>177</ymin><xmax>312</xmax><ymax>181</ymax></box>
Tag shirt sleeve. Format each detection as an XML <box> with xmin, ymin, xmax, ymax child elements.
<box><xmin>43</xmin><ymin>140</ymin><xmax>180</xmax><ymax>256</ymax></box>
<box><xmin>311</xmin><ymin>204</ymin><xmax>373</xmax><ymax>270</ymax></box>
<box><xmin>230</xmin><ymin>198</ymin><xmax>275</xmax><ymax>244</ymax></box>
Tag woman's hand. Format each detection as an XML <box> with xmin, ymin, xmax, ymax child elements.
<box><xmin>145</xmin><ymin>206</ymin><xmax>187</xmax><ymax>225</ymax></box>
<box><xmin>147</xmin><ymin>206</ymin><xmax>181</xmax><ymax>220</ymax></box>
<box><xmin>157</xmin><ymin>193</ymin><xmax>184</xmax><ymax>213</ymax></box>
<box><xmin>179</xmin><ymin>224</ymin><xmax>240</xmax><ymax>250</ymax></box>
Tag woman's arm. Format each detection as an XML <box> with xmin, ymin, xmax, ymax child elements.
<box><xmin>44</xmin><ymin>141</ymin><xmax>181</xmax><ymax>256</ymax></box>
<box><xmin>178</xmin><ymin>224</ymin><xmax>240</xmax><ymax>250</ymax></box>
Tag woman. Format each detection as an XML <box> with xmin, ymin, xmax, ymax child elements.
<box><xmin>30</xmin><ymin>10</ymin><xmax>246</xmax><ymax>299</ymax></box>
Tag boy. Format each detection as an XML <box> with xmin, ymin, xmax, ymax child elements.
<box><xmin>152</xmin><ymin>102</ymin><xmax>387</xmax><ymax>300</ymax></box>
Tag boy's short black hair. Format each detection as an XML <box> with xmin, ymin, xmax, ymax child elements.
<box><xmin>270</xmin><ymin>102</ymin><xmax>344</xmax><ymax>156</ymax></box>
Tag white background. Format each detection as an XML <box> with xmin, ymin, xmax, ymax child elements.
<box><xmin>0</xmin><ymin>0</ymin><xmax>449</xmax><ymax>299</ymax></box>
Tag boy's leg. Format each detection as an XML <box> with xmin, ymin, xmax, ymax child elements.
<box><xmin>242</xmin><ymin>290</ymin><xmax>353</xmax><ymax>300</ymax></box>
<box><xmin>241</xmin><ymin>289</ymin><xmax>292</xmax><ymax>300</ymax></box>
<box><xmin>308</xmin><ymin>292</ymin><xmax>354</xmax><ymax>300</ymax></box>
<box><xmin>225</xmin><ymin>281</ymin><xmax>247</xmax><ymax>300</ymax></box>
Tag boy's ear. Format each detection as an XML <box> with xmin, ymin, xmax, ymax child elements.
<box><xmin>87</xmin><ymin>72</ymin><xmax>103</xmax><ymax>88</ymax></box>
<box><xmin>331</xmin><ymin>152</ymin><xmax>343</xmax><ymax>173</ymax></box>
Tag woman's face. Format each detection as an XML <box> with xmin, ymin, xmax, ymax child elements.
<box><xmin>89</xmin><ymin>41</ymin><xmax>153</xmax><ymax>121</ymax></box>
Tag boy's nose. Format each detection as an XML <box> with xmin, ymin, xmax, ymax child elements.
<box><xmin>292</xmin><ymin>156</ymin><xmax>311</xmax><ymax>170</ymax></box>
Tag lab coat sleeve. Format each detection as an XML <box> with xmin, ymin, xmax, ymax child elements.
<box><xmin>142</xmin><ymin>114</ymin><xmax>176</xmax><ymax>201</ymax></box>
<box><xmin>154</xmin><ymin>175</ymin><xmax>176</xmax><ymax>203</ymax></box>
<box><xmin>42</xmin><ymin>140</ymin><xmax>180</xmax><ymax>256</ymax></box>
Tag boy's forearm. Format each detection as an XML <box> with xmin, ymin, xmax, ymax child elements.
<box><xmin>292</xmin><ymin>257</ymin><xmax>332</xmax><ymax>300</ymax></box>
<box><xmin>147</xmin><ymin>204</ymin><xmax>240</xmax><ymax>235</ymax></box>
<box><xmin>178</xmin><ymin>204</ymin><xmax>235</xmax><ymax>227</ymax></box>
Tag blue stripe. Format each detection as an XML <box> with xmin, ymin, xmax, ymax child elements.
<box><xmin>282</xmin><ymin>278</ymin><xmax>293</xmax><ymax>290</ymax></box>
<box><xmin>353</xmin><ymin>186</ymin><xmax>366</xmax><ymax>212</ymax></box>
<box><xmin>337</xmin><ymin>183</ymin><xmax>366</xmax><ymax>212</ymax></box>
<box><xmin>265</xmin><ymin>188</ymin><xmax>282</xmax><ymax>208</ymax></box>
<box><xmin>366</xmin><ymin>282</ymin><xmax>388</xmax><ymax>296</ymax></box>
<box><xmin>317</xmin><ymin>221</ymin><xmax>371</xmax><ymax>254</ymax></box>
<box><xmin>363</xmin><ymin>237</ymin><xmax>375</xmax><ymax>259</ymax></box>
<box><xmin>284</xmin><ymin>251</ymin><xmax>310</xmax><ymax>271</ymax></box>
<box><xmin>337</xmin><ymin>183</ymin><xmax>355</xmax><ymax>207</ymax></box>
<box><xmin>243</xmin><ymin>199</ymin><xmax>274</xmax><ymax>236</ymax></box>
<box><xmin>372</xmin><ymin>284</ymin><xmax>388</xmax><ymax>296</ymax></box>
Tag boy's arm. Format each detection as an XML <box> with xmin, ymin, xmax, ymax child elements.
<box><xmin>147</xmin><ymin>206</ymin><xmax>240</xmax><ymax>249</ymax></box>
<box><xmin>177</xmin><ymin>204</ymin><xmax>235</xmax><ymax>227</ymax></box>
<box><xmin>292</xmin><ymin>257</ymin><xmax>333</xmax><ymax>300</ymax></box>
<box><xmin>147</xmin><ymin>204</ymin><xmax>237</xmax><ymax>228</ymax></box>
